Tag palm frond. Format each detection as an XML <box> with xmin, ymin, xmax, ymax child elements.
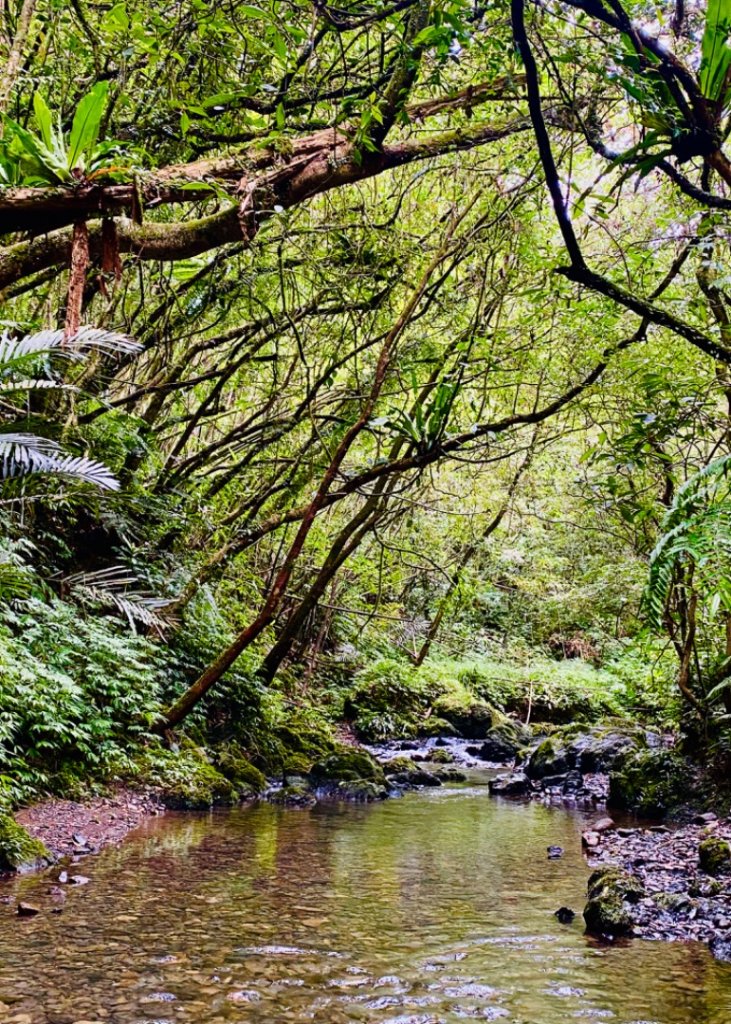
<box><xmin>0</xmin><ymin>433</ymin><xmax>118</xmax><ymax>490</ymax></box>
<box><xmin>0</xmin><ymin>326</ymin><xmax>141</xmax><ymax>370</ymax></box>
<box><xmin>63</xmin><ymin>566</ymin><xmax>177</xmax><ymax>635</ymax></box>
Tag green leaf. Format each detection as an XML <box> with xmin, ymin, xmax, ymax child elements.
<box><xmin>32</xmin><ymin>93</ymin><xmax>54</xmax><ymax>151</ymax></box>
<box><xmin>1</xmin><ymin>114</ymin><xmax>71</xmax><ymax>183</ymax></box>
<box><xmin>68</xmin><ymin>82</ymin><xmax>110</xmax><ymax>171</ymax></box>
<box><xmin>700</xmin><ymin>0</ymin><xmax>731</xmax><ymax>102</ymax></box>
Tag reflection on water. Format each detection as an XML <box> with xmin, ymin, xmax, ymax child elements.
<box><xmin>1</xmin><ymin>780</ymin><xmax>731</xmax><ymax>1023</ymax></box>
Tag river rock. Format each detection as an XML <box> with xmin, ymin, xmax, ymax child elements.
<box><xmin>583</xmin><ymin>867</ymin><xmax>643</xmax><ymax>938</ymax></box>
<box><xmin>547</xmin><ymin>845</ymin><xmax>564</xmax><ymax>859</ymax></box>
<box><xmin>488</xmin><ymin>771</ymin><xmax>530</xmax><ymax>796</ymax></box>
<box><xmin>699</xmin><ymin>836</ymin><xmax>731</xmax><ymax>875</ymax></box>
<box><xmin>710</xmin><ymin>935</ymin><xmax>731</xmax><ymax>961</ymax></box>
<box><xmin>582</xmin><ymin>830</ymin><xmax>601</xmax><ymax>848</ymax></box>
<box><xmin>17</xmin><ymin>902</ymin><xmax>40</xmax><ymax>917</ymax></box>
<box><xmin>593</xmin><ymin>816</ymin><xmax>616</xmax><ymax>832</ymax></box>
<box><xmin>528</xmin><ymin>725</ymin><xmax>643</xmax><ymax>781</ymax></box>
<box><xmin>555</xmin><ymin>906</ymin><xmax>576</xmax><ymax>923</ymax></box>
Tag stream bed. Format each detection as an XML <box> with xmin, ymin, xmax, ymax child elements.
<box><xmin>1</xmin><ymin>776</ymin><xmax>731</xmax><ymax>1023</ymax></box>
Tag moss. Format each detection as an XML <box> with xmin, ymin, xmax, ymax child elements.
<box><xmin>430</xmin><ymin>694</ymin><xmax>499</xmax><ymax>739</ymax></box>
<box><xmin>216</xmin><ymin>746</ymin><xmax>267</xmax><ymax>795</ymax></box>
<box><xmin>699</xmin><ymin>837</ymin><xmax>731</xmax><ymax>875</ymax></box>
<box><xmin>583</xmin><ymin>893</ymin><xmax>634</xmax><ymax>936</ymax></box>
<box><xmin>137</xmin><ymin>746</ymin><xmax>238</xmax><ymax>809</ymax></box>
<box><xmin>417</xmin><ymin>716</ymin><xmax>459</xmax><ymax>738</ymax></box>
<box><xmin>353</xmin><ymin>710</ymin><xmax>418</xmax><ymax>743</ymax></box>
<box><xmin>583</xmin><ymin>867</ymin><xmax>642</xmax><ymax>937</ymax></box>
<box><xmin>334</xmin><ymin>780</ymin><xmax>388</xmax><ymax>802</ymax></box>
<box><xmin>655</xmin><ymin>892</ymin><xmax>692</xmax><ymax>913</ymax></box>
<box><xmin>426</xmin><ymin>748</ymin><xmax>454</xmax><ymax>763</ymax></box>
<box><xmin>267</xmin><ymin>780</ymin><xmax>316</xmax><ymax>807</ymax></box>
<box><xmin>587</xmin><ymin>866</ymin><xmax>645</xmax><ymax>903</ymax></box>
<box><xmin>383</xmin><ymin>755</ymin><xmax>418</xmax><ymax>774</ymax></box>
<box><xmin>527</xmin><ymin>735</ymin><xmax>570</xmax><ymax>778</ymax></box>
<box><xmin>608</xmin><ymin>748</ymin><xmax>690</xmax><ymax>818</ymax></box>
<box><xmin>0</xmin><ymin>814</ymin><xmax>49</xmax><ymax>873</ymax></box>
<box><xmin>310</xmin><ymin>746</ymin><xmax>385</xmax><ymax>785</ymax></box>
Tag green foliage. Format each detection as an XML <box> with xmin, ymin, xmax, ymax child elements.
<box><xmin>700</xmin><ymin>0</ymin><xmax>731</xmax><ymax>103</ymax></box>
<box><xmin>0</xmin><ymin>813</ymin><xmax>48</xmax><ymax>873</ymax></box>
<box><xmin>0</xmin><ymin>327</ymin><xmax>140</xmax><ymax>491</ymax></box>
<box><xmin>0</xmin><ymin>84</ymin><xmax>133</xmax><ymax>187</ymax></box>
<box><xmin>0</xmin><ymin>597</ymin><xmax>165</xmax><ymax>803</ymax></box>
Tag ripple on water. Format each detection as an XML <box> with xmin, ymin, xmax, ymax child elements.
<box><xmin>1</xmin><ymin>793</ymin><xmax>731</xmax><ymax>1024</ymax></box>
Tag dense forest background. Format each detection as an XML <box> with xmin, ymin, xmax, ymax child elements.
<box><xmin>2</xmin><ymin>0</ymin><xmax>731</xmax><ymax>809</ymax></box>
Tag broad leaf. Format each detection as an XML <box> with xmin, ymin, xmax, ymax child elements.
<box><xmin>67</xmin><ymin>82</ymin><xmax>110</xmax><ymax>170</ymax></box>
<box><xmin>700</xmin><ymin>0</ymin><xmax>731</xmax><ymax>102</ymax></box>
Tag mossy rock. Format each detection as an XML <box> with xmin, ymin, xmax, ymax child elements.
<box><xmin>608</xmin><ymin>748</ymin><xmax>690</xmax><ymax>818</ymax></box>
<box><xmin>215</xmin><ymin>746</ymin><xmax>267</xmax><ymax>795</ymax></box>
<box><xmin>583</xmin><ymin>893</ymin><xmax>634</xmax><ymax>937</ymax></box>
<box><xmin>276</xmin><ymin>714</ymin><xmax>336</xmax><ymax>764</ymax></box>
<box><xmin>334</xmin><ymin>780</ymin><xmax>388</xmax><ymax>802</ymax></box>
<box><xmin>353</xmin><ymin>710</ymin><xmax>418</xmax><ymax>743</ymax></box>
<box><xmin>426</xmin><ymin>748</ymin><xmax>454</xmax><ymax>764</ymax></box>
<box><xmin>587</xmin><ymin>866</ymin><xmax>645</xmax><ymax>903</ymax></box>
<box><xmin>583</xmin><ymin>866</ymin><xmax>643</xmax><ymax>937</ymax></box>
<box><xmin>417</xmin><ymin>716</ymin><xmax>459</xmax><ymax>738</ymax></box>
<box><xmin>310</xmin><ymin>746</ymin><xmax>385</xmax><ymax>785</ymax></box>
<box><xmin>431</xmin><ymin>695</ymin><xmax>499</xmax><ymax>739</ymax></box>
<box><xmin>527</xmin><ymin>735</ymin><xmax>572</xmax><ymax>779</ymax></box>
<box><xmin>382</xmin><ymin>755</ymin><xmax>418</xmax><ymax>774</ymax></box>
<box><xmin>267</xmin><ymin>780</ymin><xmax>317</xmax><ymax>808</ymax></box>
<box><xmin>0</xmin><ymin>815</ymin><xmax>49</xmax><ymax>874</ymax></box>
<box><xmin>699</xmin><ymin>837</ymin><xmax>731</xmax><ymax>875</ymax></box>
<box><xmin>161</xmin><ymin>759</ymin><xmax>237</xmax><ymax>810</ymax></box>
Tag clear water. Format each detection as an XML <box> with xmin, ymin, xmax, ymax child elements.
<box><xmin>1</xmin><ymin>778</ymin><xmax>731</xmax><ymax>1023</ymax></box>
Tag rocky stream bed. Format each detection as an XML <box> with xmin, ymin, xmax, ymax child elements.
<box><xmin>3</xmin><ymin>719</ymin><xmax>731</xmax><ymax>967</ymax></box>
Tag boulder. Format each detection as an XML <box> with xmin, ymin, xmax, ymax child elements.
<box><xmin>583</xmin><ymin>867</ymin><xmax>644</xmax><ymax>938</ymax></box>
<box><xmin>267</xmin><ymin>780</ymin><xmax>317</xmax><ymax>808</ymax></box>
<box><xmin>699</xmin><ymin>837</ymin><xmax>731</xmax><ymax>875</ymax></box>
<box><xmin>528</xmin><ymin>725</ymin><xmax>644</xmax><ymax>782</ymax></box>
<box><xmin>608</xmin><ymin>748</ymin><xmax>691</xmax><ymax>818</ymax></box>
<box><xmin>473</xmin><ymin>733</ymin><xmax>518</xmax><ymax>763</ymax></box>
<box><xmin>335</xmin><ymin>780</ymin><xmax>388</xmax><ymax>802</ymax></box>
<box><xmin>425</xmin><ymin>748</ymin><xmax>454</xmax><ymax>764</ymax></box>
<box><xmin>488</xmin><ymin>771</ymin><xmax>530</xmax><ymax>797</ymax></box>
<box><xmin>430</xmin><ymin>696</ymin><xmax>498</xmax><ymax>739</ymax></box>
<box><xmin>0</xmin><ymin>814</ymin><xmax>50</xmax><ymax>874</ymax></box>
<box><xmin>310</xmin><ymin>747</ymin><xmax>385</xmax><ymax>785</ymax></box>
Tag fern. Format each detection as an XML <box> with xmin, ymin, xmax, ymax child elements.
<box><xmin>645</xmin><ymin>455</ymin><xmax>731</xmax><ymax>628</ymax></box>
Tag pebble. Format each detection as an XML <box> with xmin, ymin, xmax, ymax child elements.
<box><xmin>16</xmin><ymin>903</ymin><xmax>40</xmax><ymax>917</ymax></box>
<box><xmin>586</xmin><ymin>816</ymin><xmax>731</xmax><ymax>953</ymax></box>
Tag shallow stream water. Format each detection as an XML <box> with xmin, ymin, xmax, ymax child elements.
<box><xmin>2</xmin><ymin>776</ymin><xmax>731</xmax><ymax>1023</ymax></box>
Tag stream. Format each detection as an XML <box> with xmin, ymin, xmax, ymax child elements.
<box><xmin>1</xmin><ymin>775</ymin><xmax>731</xmax><ymax>1023</ymax></box>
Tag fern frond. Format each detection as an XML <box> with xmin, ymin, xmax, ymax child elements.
<box><xmin>0</xmin><ymin>563</ymin><xmax>32</xmax><ymax>602</ymax></box>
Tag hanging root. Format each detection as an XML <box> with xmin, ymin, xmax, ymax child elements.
<box><xmin>64</xmin><ymin>220</ymin><xmax>90</xmax><ymax>341</ymax></box>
